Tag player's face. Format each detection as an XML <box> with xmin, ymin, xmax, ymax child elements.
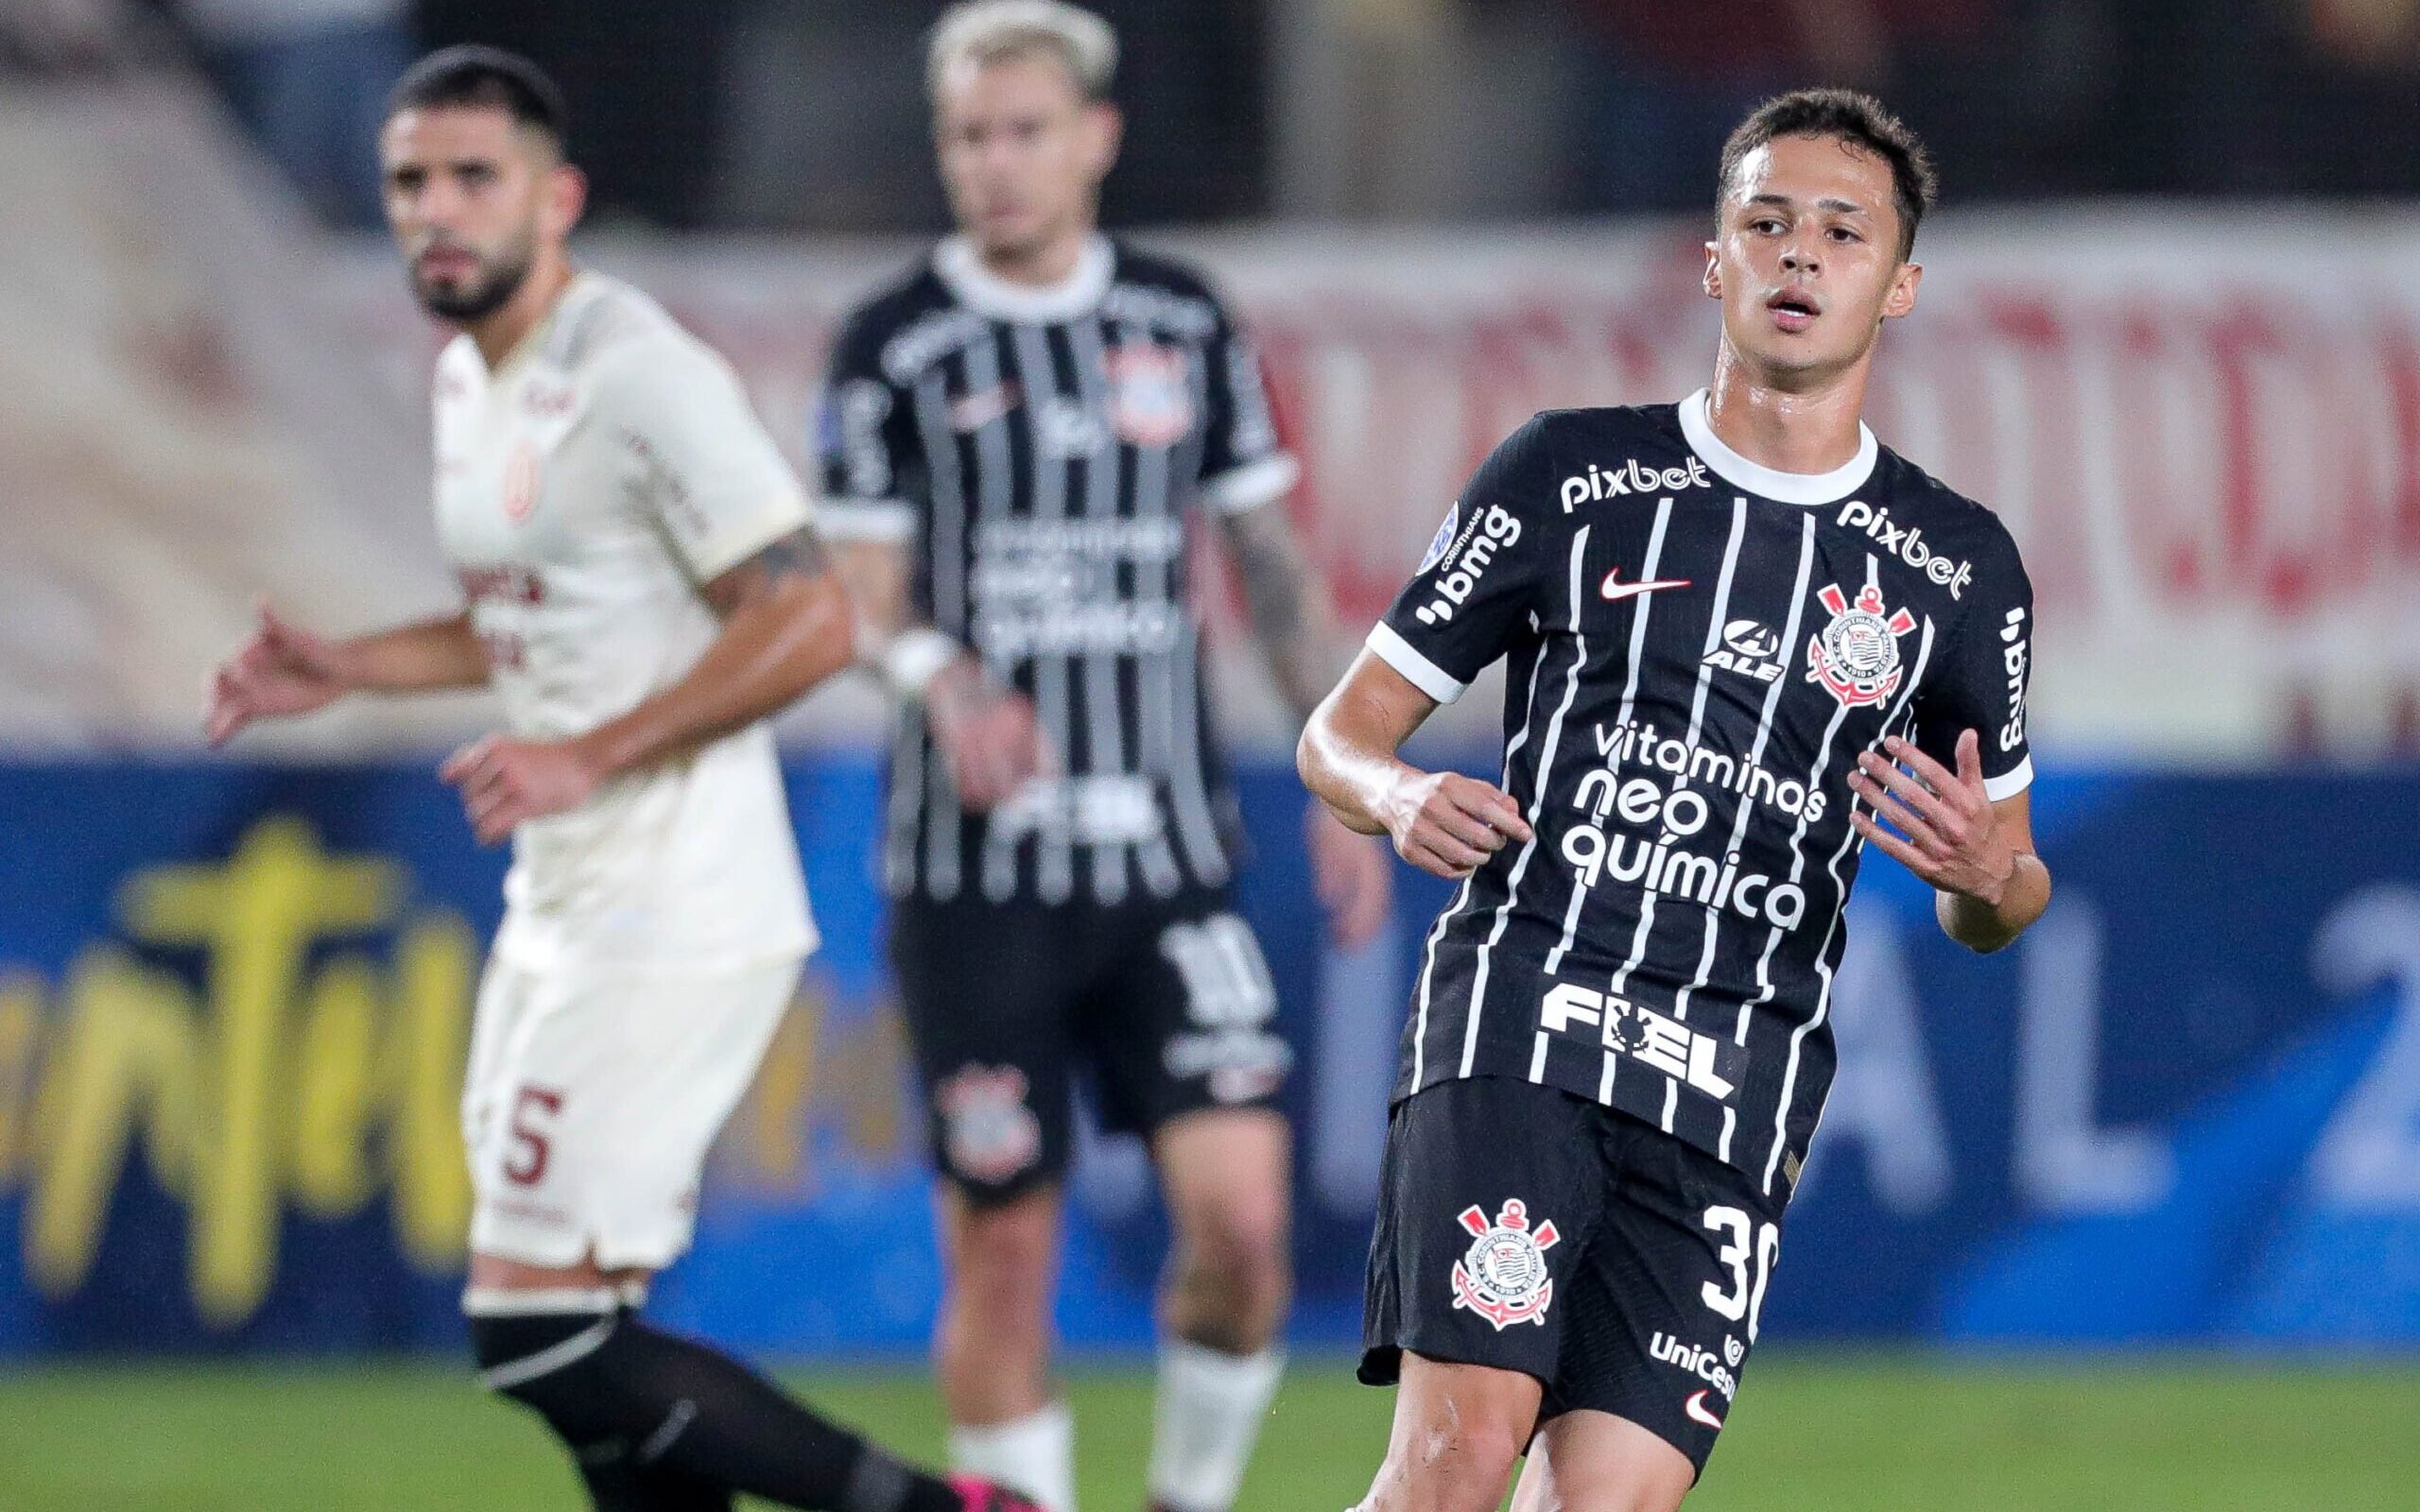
<box><xmin>1704</xmin><ymin>132</ymin><xmax>1922</xmax><ymax>385</ymax></box>
<box><xmin>933</xmin><ymin>52</ymin><xmax>1119</xmax><ymax>263</ymax></box>
<box><xmin>379</xmin><ymin>105</ymin><xmax>581</xmax><ymax>323</ymax></box>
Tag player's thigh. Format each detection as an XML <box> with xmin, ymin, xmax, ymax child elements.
<box><xmin>464</xmin><ymin>957</ymin><xmax>799</xmax><ymax>1271</ymax></box>
<box><xmin>1083</xmin><ymin>891</ymin><xmax>1291</xmax><ymax>1140</ymax></box>
<box><xmin>1358</xmin><ymin>1079</ymin><xmax>1611</xmax><ymax>1400</ymax></box>
<box><xmin>1539</xmin><ymin>1116</ymin><xmax>1784</xmax><ymax>1483</ymax></box>
<box><xmin>1509</xmin><ymin>1410</ymin><xmax>1694</xmax><ymax>1512</ymax></box>
<box><xmin>891</xmin><ymin>895</ymin><xmax>1077</xmax><ymax>1203</ymax></box>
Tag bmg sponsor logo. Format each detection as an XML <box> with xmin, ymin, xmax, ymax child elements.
<box><xmin>1998</xmin><ymin>606</ymin><xmax>2030</xmax><ymax>751</ymax></box>
<box><xmin>1836</xmin><ymin>499</ymin><xmax>1973</xmax><ymax>599</ymax></box>
<box><xmin>1414</xmin><ymin>504</ymin><xmax>1522</xmax><ymax>625</ymax></box>
<box><xmin>1560</xmin><ymin>455</ymin><xmax>1711</xmax><ymax>512</ymax></box>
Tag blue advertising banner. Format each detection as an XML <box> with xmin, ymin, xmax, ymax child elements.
<box><xmin>0</xmin><ymin>759</ymin><xmax>2415</xmax><ymax>1356</ymax></box>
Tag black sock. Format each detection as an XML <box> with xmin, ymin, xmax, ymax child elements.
<box><xmin>573</xmin><ymin>1435</ymin><xmax>735</xmax><ymax>1512</ymax></box>
<box><xmin>472</xmin><ymin>1311</ymin><xmax>962</xmax><ymax>1512</ymax></box>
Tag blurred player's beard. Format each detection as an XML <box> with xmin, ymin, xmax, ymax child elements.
<box><xmin>410</xmin><ymin>232</ymin><xmax>536</xmax><ymax>323</ymax></box>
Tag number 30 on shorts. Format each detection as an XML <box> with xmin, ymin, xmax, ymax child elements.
<box><xmin>1701</xmin><ymin>1205</ymin><xmax>1782</xmax><ymax>1342</ymax></box>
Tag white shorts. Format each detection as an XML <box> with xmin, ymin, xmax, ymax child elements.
<box><xmin>460</xmin><ymin>954</ymin><xmax>801</xmax><ymax>1271</ymax></box>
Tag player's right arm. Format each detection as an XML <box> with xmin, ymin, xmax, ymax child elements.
<box><xmin>815</xmin><ymin>310</ymin><xmax>1043</xmax><ymax>811</ymax></box>
<box><xmin>1298</xmin><ymin>414</ymin><xmax>1559</xmax><ymax>879</ymax></box>
<box><xmin>204</xmin><ymin>602</ymin><xmax>486</xmax><ymax>746</ymax></box>
<box><xmin>1299</xmin><ymin>653</ymin><xmax>1530</xmax><ymax>878</ymax></box>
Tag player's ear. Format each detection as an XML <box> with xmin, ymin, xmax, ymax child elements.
<box><xmin>544</xmin><ymin>162</ymin><xmax>588</xmax><ymax>240</ymax></box>
<box><xmin>1882</xmin><ymin>258</ymin><xmax>1922</xmax><ymax>320</ymax></box>
<box><xmin>1703</xmin><ymin>241</ymin><xmax>1722</xmax><ymax>301</ymax></box>
<box><xmin>1082</xmin><ymin>100</ymin><xmax>1122</xmax><ymax>179</ymax></box>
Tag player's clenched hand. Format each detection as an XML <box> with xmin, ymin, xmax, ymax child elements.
<box><xmin>1306</xmin><ymin>797</ymin><xmax>1394</xmax><ymax>948</ymax></box>
<box><xmin>927</xmin><ymin>659</ymin><xmax>1051</xmax><ymax>812</ymax></box>
<box><xmin>1846</xmin><ymin>730</ymin><xmax>2016</xmax><ymax>906</ymax></box>
<box><xmin>203</xmin><ymin>602</ymin><xmax>354</xmax><ymax>746</ymax></box>
<box><xmin>440</xmin><ymin>734</ymin><xmax>604</xmax><ymax>845</ymax></box>
<box><xmin>1377</xmin><ymin>768</ymin><xmax>1532</xmax><ymax>880</ymax></box>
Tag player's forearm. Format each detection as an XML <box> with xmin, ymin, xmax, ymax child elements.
<box><xmin>574</xmin><ymin>571</ymin><xmax>855</xmax><ymax>781</ymax></box>
<box><xmin>1224</xmin><ymin>502</ymin><xmax>1345</xmax><ymax>722</ymax></box>
<box><xmin>1936</xmin><ymin>851</ymin><xmax>2051</xmax><ymax>954</ymax></box>
<box><xmin>338</xmin><ymin>612</ymin><xmax>490</xmax><ymax>693</ymax></box>
<box><xmin>1299</xmin><ymin>683</ymin><xmax>1420</xmax><ymax>838</ymax></box>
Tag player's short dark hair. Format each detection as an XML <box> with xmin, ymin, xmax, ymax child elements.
<box><xmin>1718</xmin><ymin>89</ymin><xmax>1936</xmax><ymax>261</ymax></box>
<box><xmin>387</xmin><ymin>45</ymin><xmax>569</xmax><ymax>152</ymax></box>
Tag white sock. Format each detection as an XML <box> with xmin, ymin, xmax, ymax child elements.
<box><xmin>1147</xmin><ymin>1341</ymin><xmax>1286</xmax><ymax>1512</ymax></box>
<box><xmin>949</xmin><ymin>1400</ymin><xmax>1077</xmax><ymax>1512</ymax></box>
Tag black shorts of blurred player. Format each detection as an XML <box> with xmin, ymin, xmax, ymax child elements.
<box><xmin>1359</xmin><ymin>1078</ymin><xmax>1787</xmax><ymax>1510</ymax></box>
<box><xmin>890</xmin><ymin>887</ymin><xmax>1294</xmax><ymax>1429</ymax></box>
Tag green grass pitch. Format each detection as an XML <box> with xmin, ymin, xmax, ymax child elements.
<box><xmin>3</xmin><ymin>1354</ymin><xmax>2415</xmax><ymax>1510</ymax></box>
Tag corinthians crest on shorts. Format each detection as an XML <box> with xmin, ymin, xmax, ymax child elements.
<box><xmin>1806</xmin><ymin>581</ymin><xmax>1917</xmax><ymax>707</ymax></box>
<box><xmin>1451</xmin><ymin>1198</ymin><xmax>1562</xmax><ymax>1329</ymax></box>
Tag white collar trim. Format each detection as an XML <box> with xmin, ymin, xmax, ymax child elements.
<box><xmin>935</xmin><ymin>234</ymin><xmax>1115</xmax><ymax>323</ymax></box>
<box><xmin>1678</xmin><ymin>387</ymin><xmax>1878</xmax><ymax>506</ymax></box>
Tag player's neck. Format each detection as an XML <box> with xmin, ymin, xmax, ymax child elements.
<box><xmin>973</xmin><ymin>223</ymin><xmax>1096</xmax><ymax>289</ymax></box>
<box><xmin>459</xmin><ymin>252</ymin><xmax>577</xmax><ymax>370</ymax></box>
<box><xmin>1703</xmin><ymin>347</ymin><xmax>1871</xmax><ymax>477</ymax></box>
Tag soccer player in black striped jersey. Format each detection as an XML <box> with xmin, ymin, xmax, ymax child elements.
<box><xmin>1303</xmin><ymin>91</ymin><xmax>2054</xmax><ymax>1511</ymax></box>
<box><xmin>816</xmin><ymin>7</ymin><xmax>1391</xmax><ymax>1512</ymax></box>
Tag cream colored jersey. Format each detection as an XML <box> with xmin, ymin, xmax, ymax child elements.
<box><xmin>433</xmin><ymin>271</ymin><xmax>816</xmax><ymax>973</ymax></box>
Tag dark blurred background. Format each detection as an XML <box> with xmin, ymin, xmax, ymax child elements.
<box><xmin>41</xmin><ymin>0</ymin><xmax>2420</xmax><ymax>230</ymax></box>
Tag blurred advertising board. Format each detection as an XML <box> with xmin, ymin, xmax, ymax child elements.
<box><xmin>316</xmin><ymin>215</ymin><xmax>2420</xmax><ymax>765</ymax></box>
<box><xmin>2</xmin><ymin>758</ymin><xmax>2416</xmax><ymax>1356</ymax></box>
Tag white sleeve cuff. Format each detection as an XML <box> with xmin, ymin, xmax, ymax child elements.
<box><xmin>815</xmin><ymin>498</ymin><xmax>917</xmax><ymax>543</ymax></box>
<box><xmin>683</xmin><ymin>490</ymin><xmax>815</xmax><ymax>581</ymax></box>
<box><xmin>1367</xmin><ymin>622</ymin><xmax>1467</xmax><ymax>705</ymax></box>
<box><xmin>1202</xmin><ymin>453</ymin><xmax>1302</xmax><ymax>515</ymax></box>
<box><xmin>1981</xmin><ymin>755</ymin><xmax>2035</xmax><ymax>802</ymax></box>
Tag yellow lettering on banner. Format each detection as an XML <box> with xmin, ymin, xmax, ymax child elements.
<box><xmin>739</xmin><ymin>992</ymin><xmax>820</xmax><ymax>1190</ymax></box>
<box><xmin>389</xmin><ymin>914</ymin><xmax>475</xmax><ymax>1271</ymax></box>
<box><xmin>717</xmin><ymin>982</ymin><xmax>911</xmax><ymax>1195</ymax></box>
<box><xmin>9</xmin><ymin>816</ymin><xmax>479</xmax><ymax>1326</ymax></box>
<box><xmin>118</xmin><ymin>818</ymin><xmax>400</xmax><ymax>1327</ymax></box>
<box><xmin>25</xmin><ymin>952</ymin><xmax>201</xmax><ymax>1297</ymax></box>
<box><xmin>291</xmin><ymin>955</ymin><xmax>382</xmax><ymax>1218</ymax></box>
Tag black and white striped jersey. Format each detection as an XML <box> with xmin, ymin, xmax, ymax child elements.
<box><xmin>1370</xmin><ymin>391</ymin><xmax>2036</xmax><ymax>1198</ymax></box>
<box><xmin>816</xmin><ymin>235</ymin><xmax>1299</xmax><ymax>906</ymax></box>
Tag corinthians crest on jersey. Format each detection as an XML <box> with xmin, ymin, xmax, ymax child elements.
<box><xmin>1806</xmin><ymin>581</ymin><xmax>1917</xmax><ymax>707</ymax></box>
<box><xmin>1450</xmin><ymin>1198</ymin><xmax>1563</xmax><ymax>1329</ymax></box>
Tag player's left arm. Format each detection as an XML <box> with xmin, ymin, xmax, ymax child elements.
<box><xmin>1848</xmin><ymin>524</ymin><xmax>2051</xmax><ymax>953</ymax></box>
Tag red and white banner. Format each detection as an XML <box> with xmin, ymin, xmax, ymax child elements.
<box><xmin>326</xmin><ymin>217</ymin><xmax>2420</xmax><ymax>759</ymax></box>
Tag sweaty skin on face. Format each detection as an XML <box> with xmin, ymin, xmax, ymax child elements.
<box><xmin>1707</xmin><ymin>132</ymin><xmax>1921</xmax><ymax>387</ymax></box>
<box><xmin>379</xmin><ymin>106</ymin><xmax>554</xmax><ymax>321</ymax></box>
<box><xmin>932</xmin><ymin>50</ymin><xmax>1116</xmax><ymax>269</ymax></box>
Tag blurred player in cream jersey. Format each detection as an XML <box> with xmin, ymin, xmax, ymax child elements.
<box><xmin>204</xmin><ymin>46</ymin><xmax>1042</xmax><ymax>1512</ymax></box>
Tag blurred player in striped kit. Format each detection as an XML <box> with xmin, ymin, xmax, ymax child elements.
<box><xmin>817</xmin><ymin>6</ymin><xmax>1394</xmax><ymax>1509</ymax></box>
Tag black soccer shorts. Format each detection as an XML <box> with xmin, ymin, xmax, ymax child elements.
<box><xmin>890</xmin><ymin>887</ymin><xmax>1291</xmax><ymax>1205</ymax></box>
<box><xmin>1359</xmin><ymin>1076</ymin><xmax>1788</xmax><ymax>1476</ymax></box>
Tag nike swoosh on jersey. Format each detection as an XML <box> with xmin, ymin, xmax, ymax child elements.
<box><xmin>1599</xmin><ymin>569</ymin><xmax>1694</xmax><ymax>601</ymax></box>
<box><xmin>1685</xmin><ymin>1390</ymin><xmax>1726</xmax><ymax>1430</ymax></box>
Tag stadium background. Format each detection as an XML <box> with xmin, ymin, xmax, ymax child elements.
<box><xmin>3</xmin><ymin>1</ymin><xmax>2418</xmax><ymax>1507</ymax></box>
